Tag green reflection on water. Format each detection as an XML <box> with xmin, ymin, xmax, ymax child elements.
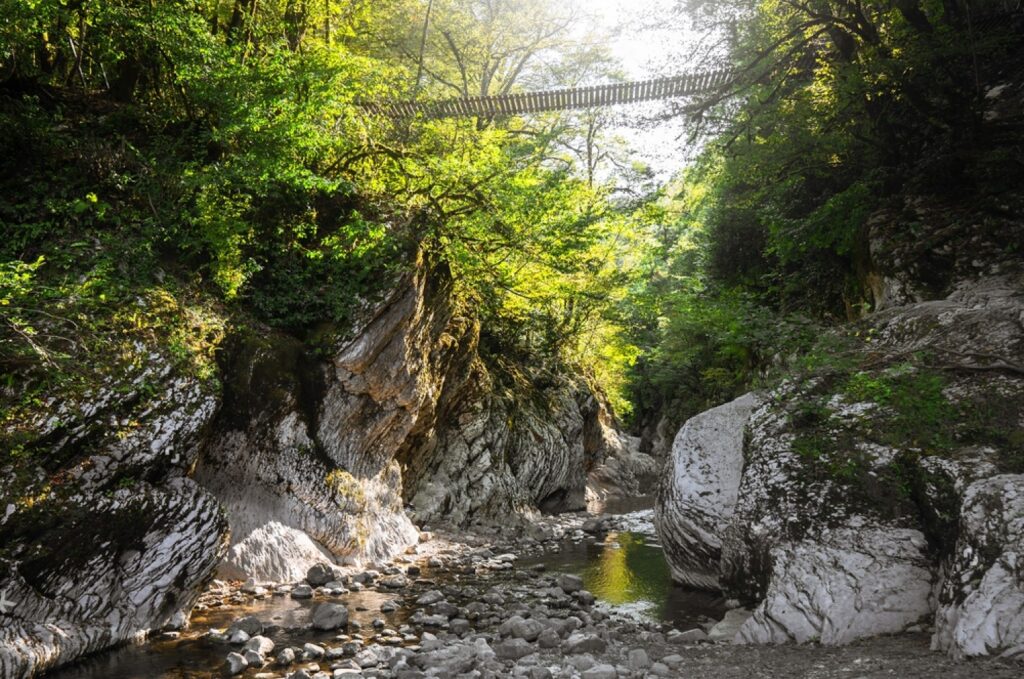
<box><xmin>581</xmin><ymin>532</ymin><xmax>672</xmax><ymax>614</ymax></box>
<box><xmin>521</xmin><ymin>530</ymin><xmax>726</xmax><ymax>627</ymax></box>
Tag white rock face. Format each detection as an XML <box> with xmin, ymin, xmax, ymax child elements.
<box><xmin>0</xmin><ymin>347</ymin><xmax>228</xmax><ymax>678</ymax></box>
<box><xmin>737</xmin><ymin>527</ymin><xmax>934</xmax><ymax>644</ymax></box>
<box><xmin>654</xmin><ymin>274</ymin><xmax>1024</xmax><ymax>655</ymax></box>
<box><xmin>404</xmin><ymin>351</ymin><xmax>629</xmax><ymax>526</ymax></box>
<box><xmin>404</xmin><ymin>368</ymin><xmax>595</xmax><ymax>525</ymax></box>
<box><xmin>585</xmin><ymin>404</ymin><xmax>659</xmax><ymax>510</ymax></box>
<box><xmin>932</xmin><ymin>474</ymin><xmax>1024</xmax><ymax>659</ymax></box>
<box><xmin>0</xmin><ymin>478</ymin><xmax>226</xmax><ymax>679</ymax></box>
<box><xmin>218</xmin><ymin>521</ymin><xmax>336</xmax><ymax>584</ymax></box>
<box><xmin>655</xmin><ymin>393</ymin><xmax>760</xmax><ymax>589</ymax></box>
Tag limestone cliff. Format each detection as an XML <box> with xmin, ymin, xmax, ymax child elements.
<box><xmin>655</xmin><ymin>273</ymin><xmax>1024</xmax><ymax>657</ymax></box>
<box><xmin>0</xmin><ymin>258</ymin><xmax>630</xmax><ymax>676</ymax></box>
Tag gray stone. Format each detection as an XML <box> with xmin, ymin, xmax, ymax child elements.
<box><xmin>415</xmin><ymin>590</ymin><xmax>445</xmax><ymax>606</ymax></box>
<box><xmin>354</xmin><ymin>648</ymin><xmax>380</xmax><ymax>668</ymax></box>
<box><xmin>562</xmin><ymin>633</ymin><xmax>606</xmax><ymax>654</ymax></box>
<box><xmin>649</xmin><ymin>662</ymin><xmax>672</xmax><ymax>676</ymax></box>
<box><xmin>291</xmin><ymin>584</ymin><xmax>314</xmax><ymax>599</ymax></box>
<box><xmin>243</xmin><ymin>649</ymin><xmax>265</xmax><ymax>666</ymax></box>
<box><xmin>277</xmin><ymin>647</ymin><xmax>297</xmax><ymax>665</ymax></box>
<box><xmin>628</xmin><ymin>648</ymin><xmax>650</xmax><ymax>669</ymax></box>
<box><xmin>229</xmin><ymin>615</ymin><xmax>264</xmax><ymax>636</ymax></box>
<box><xmin>378</xmin><ymin>574</ymin><xmax>409</xmax><ymax>588</ymax></box>
<box><xmin>312</xmin><ymin>603</ymin><xmax>350</xmax><ymax>631</ymax></box>
<box><xmin>676</xmin><ymin>628</ymin><xmax>708</xmax><ymax>643</ymax></box>
<box><xmin>556</xmin><ymin>574</ymin><xmax>583</xmax><ymax>594</ymax></box>
<box><xmin>501</xmin><ymin>616</ymin><xmax>545</xmax><ymax>642</ymax></box>
<box><xmin>581</xmin><ymin>664</ymin><xmax>617</xmax><ymax>679</ymax></box>
<box><xmin>228</xmin><ymin>629</ymin><xmax>250</xmax><ymax>645</ymax></box>
<box><xmin>307</xmin><ymin>562</ymin><xmax>339</xmax><ymax>586</ymax></box>
<box><xmin>225</xmin><ymin>652</ymin><xmax>249</xmax><ymax>675</ymax></box>
<box><xmin>537</xmin><ymin>628</ymin><xmax>561</xmax><ymax>648</ymax></box>
<box><xmin>244</xmin><ymin>635</ymin><xmax>275</xmax><ymax>657</ymax></box>
<box><xmin>494</xmin><ymin>638</ymin><xmax>535</xmax><ymax>660</ymax></box>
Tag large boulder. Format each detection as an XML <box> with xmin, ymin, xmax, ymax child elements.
<box><xmin>655</xmin><ymin>392</ymin><xmax>759</xmax><ymax>589</ymax></box>
<box><xmin>932</xmin><ymin>473</ymin><xmax>1024</xmax><ymax>658</ymax></box>
<box><xmin>718</xmin><ymin>380</ymin><xmax>938</xmax><ymax>644</ymax></box>
<box><xmin>735</xmin><ymin>526</ymin><xmax>934</xmax><ymax>644</ymax></box>
<box><xmin>655</xmin><ymin>274</ymin><xmax>1024</xmax><ymax>656</ymax></box>
<box><xmin>0</xmin><ymin>347</ymin><xmax>228</xmax><ymax>678</ymax></box>
<box><xmin>0</xmin><ymin>478</ymin><xmax>227</xmax><ymax>678</ymax></box>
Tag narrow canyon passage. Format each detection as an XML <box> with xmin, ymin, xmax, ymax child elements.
<box><xmin>3</xmin><ymin>1</ymin><xmax>1023</xmax><ymax>678</ymax></box>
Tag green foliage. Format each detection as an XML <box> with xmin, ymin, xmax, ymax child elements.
<box><xmin>843</xmin><ymin>367</ymin><xmax>954</xmax><ymax>452</ymax></box>
<box><xmin>624</xmin><ymin>0</ymin><xmax>1021</xmax><ymax>433</ymax></box>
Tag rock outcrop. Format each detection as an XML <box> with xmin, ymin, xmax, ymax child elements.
<box><xmin>585</xmin><ymin>394</ymin><xmax>658</xmax><ymax>509</ymax></box>
<box><xmin>656</xmin><ymin>273</ymin><xmax>1024</xmax><ymax>657</ymax></box>
<box><xmin>655</xmin><ymin>393</ymin><xmax>759</xmax><ymax>589</ymax></box>
<box><xmin>932</xmin><ymin>472</ymin><xmax>1024</xmax><ymax>658</ymax></box>
<box><xmin>198</xmin><ymin>261</ymin><xmax>626</xmax><ymax>579</ymax></box>
<box><xmin>402</xmin><ymin>360</ymin><xmax>636</xmax><ymax>526</ymax></box>
<box><xmin>0</xmin><ymin>259</ymin><xmax>637</xmax><ymax>675</ymax></box>
<box><xmin>193</xmin><ymin>261</ymin><xmax>464</xmax><ymax>580</ymax></box>
<box><xmin>0</xmin><ymin>355</ymin><xmax>227</xmax><ymax>678</ymax></box>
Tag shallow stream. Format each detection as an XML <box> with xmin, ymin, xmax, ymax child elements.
<box><xmin>49</xmin><ymin>501</ymin><xmax>723</xmax><ymax>678</ymax></box>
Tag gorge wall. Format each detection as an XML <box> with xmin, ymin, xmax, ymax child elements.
<box><xmin>655</xmin><ymin>183</ymin><xmax>1024</xmax><ymax>658</ymax></box>
<box><xmin>0</xmin><ymin>258</ymin><xmax>637</xmax><ymax>677</ymax></box>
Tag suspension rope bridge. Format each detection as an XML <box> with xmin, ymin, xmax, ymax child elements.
<box><xmin>361</xmin><ymin>66</ymin><xmax>738</xmax><ymax>120</ymax></box>
<box><xmin>360</xmin><ymin>6</ymin><xmax>1023</xmax><ymax>122</ymax></box>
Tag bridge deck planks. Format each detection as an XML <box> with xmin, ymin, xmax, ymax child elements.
<box><xmin>364</xmin><ymin>67</ymin><xmax>739</xmax><ymax>120</ymax></box>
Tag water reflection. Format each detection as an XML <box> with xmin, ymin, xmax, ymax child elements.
<box><xmin>522</xmin><ymin>531</ymin><xmax>725</xmax><ymax>630</ymax></box>
<box><xmin>48</xmin><ymin>588</ymin><xmax>409</xmax><ymax>679</ymax></box>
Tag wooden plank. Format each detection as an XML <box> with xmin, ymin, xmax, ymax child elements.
<box><xmin>361</xmin><ymin>62</ymin><xmax>751</xmax><ymax>120</ymax></box>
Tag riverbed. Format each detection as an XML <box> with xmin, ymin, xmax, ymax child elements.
<box><xmin>49</xmin><ymin>503</ymin><xmax>721</xmax><ymax>678</ymax></box>
<box><xmin>45</xmin><ymin>505</ymin><xmax>1024</xmax><ymax>679</ymax></box>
